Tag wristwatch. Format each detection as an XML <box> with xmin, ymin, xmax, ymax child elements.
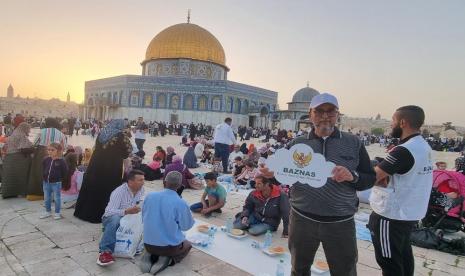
<box><xmin>350</xmin><ymin>171</ymin><xmax>360</xmax><ymax>183</ymax></box>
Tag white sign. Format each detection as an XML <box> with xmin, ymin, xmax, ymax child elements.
<box><xmin>265</xmin><ymin>143</ymin><xmax>335</xmax><ymax>188</ymax></box>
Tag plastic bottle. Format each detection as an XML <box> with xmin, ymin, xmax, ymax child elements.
<box><xmin>226</xmin><ymin>217</ymin><xmax>233</xmax><ymax>233</ymax></box>
<box><xmin>263</xmin><ymin>230</ymin><xmax>272</xmax><ymax>248</ymax></box>
<box><xmin>207</xmin><ymin>227</ymin><xmax>215</xmax><ymax>245</ymax></box>
<box><xmin>276</xmin><ymin>259</ymin><xmax>285</xmax><ymax>276</ymax></box>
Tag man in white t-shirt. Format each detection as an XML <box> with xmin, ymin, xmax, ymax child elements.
<box><xmin>368</xmin><ymin>105</ymin><xmax>433</xmax><ymax>276</ymax></box>
<box><xmin>213</xmin><ymin>118</ymin><xmax>236</xmax><ymax>173</ymax></box>
<box><xmin>134</xmin><ymin>117</ymin><xmax>148</xmax><ymax>152</ymax></box>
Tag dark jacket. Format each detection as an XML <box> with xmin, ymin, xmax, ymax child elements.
<box><xmin>239</xmin><ymin>185</ymin><xmax>290</xmax><ymax>235</ymax></box>
<box><xmin>287</xmin><ymin>127</ymin><xmax>376</xmax><ymax>218</ymax></box>
<box><xmin>42</xmin><ymin>157</ymin><xmax>68</xmax><ymax>183</ymax></box>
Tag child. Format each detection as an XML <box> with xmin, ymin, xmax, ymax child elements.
<box><xmin>212</xmin><ymin>156</ymin><xmax>223</xmax><ymax>174</ymax></box>
<box><xmin>200</xmin><ymin>148</ymin><xmax>212</xmax><ymax>163</ymax></box>
<box><xmin>190</xmin><ymin>172</ymin><xmax>226</xmax><ymax>217</ymax></box>
<box><xmin>435</xmin><ymin>161</ymin><xmax>447</xmax><ymax>170</ymax></box>
<box><xmin>233</xmin><ymin>156</ymin><xmax>245</xmax><ymax>178</ymax></box>
<box><xmin>41</xmin><ymin>143</ymin><xmax>68</xmax><ymax>220</ymax></box>
<box><xmin>235</xmin><ymin>160</ymin><xmax>259</xmax><ymax>187</ymax></box>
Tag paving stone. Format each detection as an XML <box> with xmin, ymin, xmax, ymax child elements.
<box><xmin>357</xmin><ymin>263</ymin><xmax>381</xmax><ymax>276</ymax></box>
<box><xmin>3</xmin><ymin>231</ymin><xmax>45</xmax><ymax>247</ymax></box>
<box><xmin>1</xmin><ymin>215</ymin><xmax>37</xmax><ymax>239</ymax></box>
<box><xmin>179</xmin><ymin>249</ymin><xmax>222</xmax><ymax>272</ymax></box>
<box><xmin>24</xmin><ymin>256</ymin><xmax>90</xmax><ymax>276</ymax></box>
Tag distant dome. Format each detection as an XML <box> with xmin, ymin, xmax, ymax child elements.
<box><xmin>292</xmin><ymin>86</ymin><xmax>319</xmax><ymax>102</ymax></box>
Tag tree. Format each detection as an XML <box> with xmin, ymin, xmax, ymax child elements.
<box><xmin>371</xmin><ymin>127</ymin><xmax>385</xmax><ymax>136</ymax></box>
<box><xmin>375</xmin><ymin>114</ymin><xmax>381</xmax><ymax>120</ymax></box>
<box><xmin>443</xmin><ymin>122</ymin><xmax>455</xmax><ymax>131</ymax></box>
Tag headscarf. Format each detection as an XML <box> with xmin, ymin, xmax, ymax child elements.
<box><xmin>74</xmin><ymin>146</ymin><xmax>83</xmax><ymax>156</ymax></box>
<box><xmin>98</xmin><ymin>119</ymin><xmax>126</xmax><ymax>144</ymax></box>
<box><xmin>172</xmin><ymin>155</ymin><xmax>182</xmax><ymax>163</ymax></box>
<box><xmin>240</xmin><ymin>143</ymin><xmax>248</xmax><ymax>154</ymax></box>
<box><xmin>248</xmin><ymin>144</ymin><xmax>255</xmax><ymax>154</ymax></box>
<box><xmin>183</xmin><ymin>147</ymin><xmax>199</xmax><ymax>168</ymax></box>
<box><xmin>166</xmin><ymin>146</ymin><xmax>175</xmax><ymax>155</ymax></box>
<box><xmin>6</xmin><ymin>122</ymin><xmax>32</xmax><ymax>154</ymax></box>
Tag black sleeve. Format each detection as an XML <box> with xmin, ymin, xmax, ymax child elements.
<box><xmin>354</xmin><ymin>144</ymin><xmax>376</xmax><ymax>191</ymax></box>
<box><xmin>378</xmin><ymin>146</ymin><xmax>414</xmax><ymax>175</ymax></box>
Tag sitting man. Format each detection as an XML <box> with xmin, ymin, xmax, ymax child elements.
<box><xmin>233</xmin><ymin>175</ymin><xmax>290</xmax><ymax>237</ymax></box>
<box><xmin>97</xmin><ymin>169</ymin><xmax>145</xmax><ymax>266</ymax></box>
<box><xmin>190</xmin><ymin>172</ymin><xmax>226</xmax><ymax>217</ymax></box>
<box><xmin>140</xmin><ymin>171</ymin><xmax>195</xmax><ymax>275</ymax></box>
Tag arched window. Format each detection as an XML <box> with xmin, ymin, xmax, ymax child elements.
<box><xmin>143</xmin><ymin>93</ymin><xmax>152</xmax><ymax>107</ymax></box>
<box><xmin>184</xmin><ymin>94</ymin><xmax>193</xmax><ymax>109</ymax></box>
<box><xmin>171</xmin><ymin>95</ymin><xmax>180</xmax><ymax>109</ymax></box>
<box><xmin>242</xmin><ymin>100</ymin><xmax>249</xmax><ymax>114</ymax></box>
<box><xmin>212</xmin><ymin>96</ymin><xmax>221</xmax><ymax>111</ymax></box>
<box><xmin>234</xmin><ymin>98</ymin><xmax>241</xmax><ymax>113</ymax></box>
<box><xmin>130</xmin><ymin>91</ymin><xmax>139</xmax><ymax>106</ymax></box>
<box><xmin>158</xmin><ymin>94</ymin><xmax>166</xmax><ymax>108</ymax></box>
<box><xmin>226</xmin><ymin>97</ymin><xmax>233</xmax><ymax>113</ymax></box>
<box><xmin>198</xmin><ymin>96</ymin><xmax>208</xmax><ymax>111</ymax></box>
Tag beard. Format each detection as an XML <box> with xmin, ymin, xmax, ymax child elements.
<box><xmin>314</xmin><ymin>122</ymin><xmax>334</xmax><ymax>134</ymax></box>
<box><xmin>391</xmin><ymin>125</ymin><xmax>403</xmax><ymax>138</ymax></box>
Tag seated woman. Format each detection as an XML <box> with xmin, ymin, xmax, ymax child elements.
<box><xmin>233</xmin><ymin>176</ymin><xmax>289</xmax><ymax>237</ymax></box>
<box><xmin>163</xmin><ymin>155</ymin><xmax>194</xmax><ymax>196</ymax></box>
<box><xmin>153</xmin><ymin>146</ymin><xmax>166</xmax><ymax>168</ymax></box>
<box><xmin>165</xmin><ymin>146</ymin><xmax>176</xmax><ymax>166</ymax></box>
<box><xmin>183</xmin><ymin>145</ymin><xmax>199</xmax><ymax>169</ymax></box>
<box><xmin>234</xmin><ymin>160</ymin><xmax>259</xmax><ymax>187</ymax></box>
<box><xmin>139</xmin><ymin>157</ymin><xmax>163</xmax><ymax>181</ymax></box>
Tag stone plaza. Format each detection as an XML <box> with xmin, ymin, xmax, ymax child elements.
<box><xmin>1</xmin><ymin>133</ymin><xmax>464</xmax><ymax>276</ymax></box>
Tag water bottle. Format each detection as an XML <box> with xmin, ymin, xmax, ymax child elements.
<box><xmin>226</xmin><ymin>217</ymin><xmax>233</xmax><ymax>233</ymax></box>
<box><xmin>276</xmin><ymin>259</ymin><xmax>285</xmax><ymax>276</ymax></box>
<box><xmin>263</xmin><ymin>230</ymin><xmax>272</xmax><ymax>248</ymax></box>
<box><xmin>207</xmin><ymin>227</ymin><xmax>215</xmax><ymax>245</ymax></box>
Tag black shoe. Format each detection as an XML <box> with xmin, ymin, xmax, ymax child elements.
<box><xmin>150</xmin><ymin>256</ymin><xmax>171</xmax><ymax>275</ymax></box>
<box><xmin>213</xmin><ymin>208</ymin><xmax>222</xmax><ymax>213</ymax></box>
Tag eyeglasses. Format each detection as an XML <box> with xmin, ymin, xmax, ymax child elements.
<box><xmin>313</xmin><ymin>108</ymin><xmax>339</xmax><ymax>117</ymax></box>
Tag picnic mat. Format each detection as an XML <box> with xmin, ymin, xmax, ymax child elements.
<box><xmin>186</xmin><ymin>219</ymin><xmax>292</xmax><ymax>276</ymax></box>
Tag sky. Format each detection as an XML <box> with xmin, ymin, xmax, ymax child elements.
<box><xmin>1</xmin><ymin>0</ymin><xmax>464</xmax><ymax>126</ymax></box>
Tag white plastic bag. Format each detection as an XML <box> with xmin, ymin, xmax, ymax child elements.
<box><xmin>113</xmin><ymin>213</ymin><xmax>143</xmax><ymax>258</ymax></box>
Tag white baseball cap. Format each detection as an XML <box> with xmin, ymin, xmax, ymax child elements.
<box><xmin>309</xmin><ymin>93</ymin><xmax>339</xmax><ymax>109</ymax></box>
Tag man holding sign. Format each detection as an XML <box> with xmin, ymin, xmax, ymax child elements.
<box><xmin>262</xmin><ymin>93</ymin><xmax>375</xmax><ymax>276</ymax></box>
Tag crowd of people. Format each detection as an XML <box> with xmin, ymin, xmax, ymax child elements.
<box><xmin>0</xmin><ymin>91</ymin><xmax>463</xmax><ymax>276</ymax></box>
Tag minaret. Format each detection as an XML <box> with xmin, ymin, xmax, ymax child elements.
<box><xmin>67</xmin><ymin>92</ymin><xmax>70</xmax><ymax>102</ymax></box>
<box><xmin>7</xmin><ymin>84</ymin><xmax>14</xmax><ymax>98</ymax></box>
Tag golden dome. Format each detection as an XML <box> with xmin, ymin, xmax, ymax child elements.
<box><xmin>144</xmin><ymin>23</ymin><xmax>226</xmax><ymax>67</ymax></box>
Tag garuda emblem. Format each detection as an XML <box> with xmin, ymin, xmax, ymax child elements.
<box><xmin>293</xmin><ymin>150</ymin><xmax>312</xmax><ymax>168</ymax></box>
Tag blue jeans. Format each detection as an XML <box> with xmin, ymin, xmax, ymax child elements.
<box><xmin>99</xmin><ymin>215</ymin><xmax>122</xmax><ymax>253</ymax></box>
<box><xmin>233</xmin><ymin>215</ymin><xmax>273</xmax><ymax>236</ymax></box>
<box><xmin>214</xmin><ymin>143</ymin><xmax>230</xmax><ymax>173</ymax></box>
<box><xmin>43</xmin><ymin>181</ymin><xmax>62</xmax><ymax>213</ymax></box>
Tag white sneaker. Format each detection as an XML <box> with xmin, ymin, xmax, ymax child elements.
<box><xmin>54</xmin><ymin>213</ymin><xmax>62</xmax><ymax>220</ymax></box>
<box><xmin>40</xmin><ymin>212</ymin><xmax>51</xmax><ymax>219</ymax></box>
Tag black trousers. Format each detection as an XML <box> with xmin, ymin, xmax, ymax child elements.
<box><xmin>135</xmin><ymin>138</ymin><xmax>145</xmax><ymax>151</ymax></box>
<box><xmin>367</xmin><ymin>212</ymin><xmax>417</xmax><ymax>276</ymax></box>
<box><xmin>288</xmin><ymin>209</ymin><xmax>357</xmax><ymax>276</ymax></box>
